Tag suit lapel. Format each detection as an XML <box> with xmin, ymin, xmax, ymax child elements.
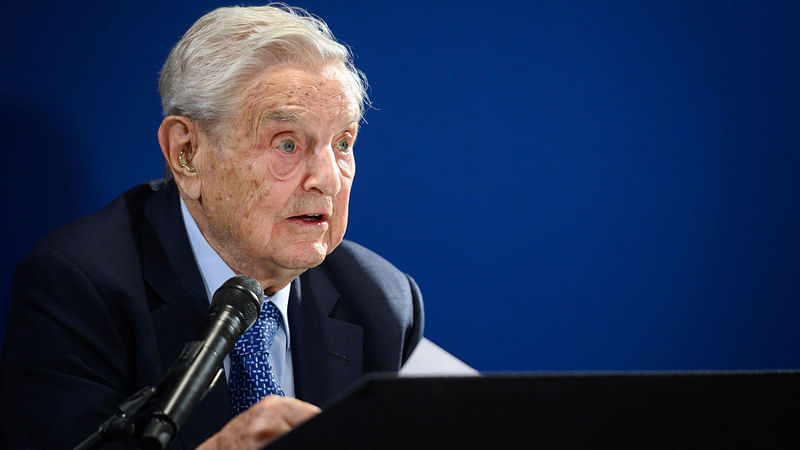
<box><xmin>140</xmin><ymin>180</ymin><xmax>232</xmax><ymax>447</ymax></box>
<box><xmin>142</xmin><ymin>181</ymin><xmax>207</xmax><ymax>316</ymax></box>
<box><xmin>289</xmin><ymin>267</ymin><xmax>364</xmax><ymax>407</ymax></box>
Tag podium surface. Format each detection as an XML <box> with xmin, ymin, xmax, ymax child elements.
<box><xmin>268</xmin><ymin>371</ymin><xmax>800</xmax><ymax>449</ymax></box>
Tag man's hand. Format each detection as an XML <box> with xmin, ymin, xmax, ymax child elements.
<box><xmin>197</xmin><ymin>395</ymin><xmax>321</xmax><ymax>450</ymax></box>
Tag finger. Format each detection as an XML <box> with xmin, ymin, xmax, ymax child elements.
<box><xmin>253</xmin><ymin>395</ymin><xmax>321</xmax><ymax>427</ymax></box>
<box><xmin>252</xmin><ymin>415</ymin><xmax>293</xmax><ymax>442</ymax></box>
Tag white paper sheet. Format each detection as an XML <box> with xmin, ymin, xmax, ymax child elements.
<box><xmin>399</xmin><ymin>337</ymin><xmax>479</xmax><ymax>376</ymax></box>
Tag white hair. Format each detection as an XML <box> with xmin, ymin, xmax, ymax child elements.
<box><xmin>158</xmin><ymin>3</ymin><xmax>369</xmax><ymax>142</ymax></box>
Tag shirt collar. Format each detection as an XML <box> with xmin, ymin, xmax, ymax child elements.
<box><xmin>180</xmin><ymin>197</ymin><xmax>291</xmax><ymax>349</ymax></box>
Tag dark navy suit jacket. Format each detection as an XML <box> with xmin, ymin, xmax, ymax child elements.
<box><xmin>1</xmin><ymin>179</ymin><xmax>423</xmax><ymax>449</ymax></box>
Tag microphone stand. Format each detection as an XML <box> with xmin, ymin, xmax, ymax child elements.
<box><xmin>73</xmin><ymin>386</ymin><xmax>157</xmax><ymax>450</ymax></box>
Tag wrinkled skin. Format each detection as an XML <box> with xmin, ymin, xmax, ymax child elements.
<box><xmin>167</xmin><ymin>62</ymin><xmax>359</xmax><ymax>295</ymax></box>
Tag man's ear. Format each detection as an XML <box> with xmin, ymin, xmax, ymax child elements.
<box><xmin>158</xmin><ymin>115</ymin><xmax>202</xmax><ymax>200</ymax></box>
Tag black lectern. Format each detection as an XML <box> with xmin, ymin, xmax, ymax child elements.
<box><xmin>267</xmin><ymin>371</ymin><xmax>800</xmax><ymax>449</ymax></box>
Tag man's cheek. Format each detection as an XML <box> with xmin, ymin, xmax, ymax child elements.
<box><xmin>267</xmin><ymin>152</ymin><xmax>304</xmax><ymax>180</ymax></box>
<box><xmin>337</xmin><ymin>156</ymin><xmax>355</xmax><ymax>178</ymax></box>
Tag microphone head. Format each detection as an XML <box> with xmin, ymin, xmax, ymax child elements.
<box><xmin>211</xmin><ymin>274</ymin><xmax>264</xmax><ymax>328</ymax></box>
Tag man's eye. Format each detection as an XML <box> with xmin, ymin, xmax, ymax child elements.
<box><xmin>335</xmin><ymin>138</ymin><xmax>350</xmax><ymax>152</ymax></box>
<box><xmin>278</xmin><ymin>139</ymin><xmax>297</xmax><ymax>154</ymax></box>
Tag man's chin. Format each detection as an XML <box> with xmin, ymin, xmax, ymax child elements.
<box><xmin>273</xmin><ymin>243</ymin><xmax>329</xmax><ymax>270</ymax></box>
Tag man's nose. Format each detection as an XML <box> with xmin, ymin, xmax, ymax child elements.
<box><xmin>303</xmin><ymin>143</ymin><xmax>342</xmax><ymax>195</ymax></box>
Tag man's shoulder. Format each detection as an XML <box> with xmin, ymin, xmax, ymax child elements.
<box><xmin>324</xmin><ymin>240</ymin><xmax>408</xmax><ymax>281</ymax></box>
<box><xmin>35</xmin><ymin>180</ymin><xmax>169</xmax><ymax>251</ymax></box>
<box><xmin>325</xmin><ymin>240</ymin><xmax>402</xmax><ymax>272</ymax></box>
<box><xmin>23</xmin><ymin>180</ymin><xmax>174</xmax><ymax>276</ymax></box>
<box><xmin>317</xmin><ymin>239</ymin><xmax>419</xmax><ymax>304</ymax></box>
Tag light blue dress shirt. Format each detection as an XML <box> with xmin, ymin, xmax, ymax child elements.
<box><xmin>180</xmin><ymin>198</ymin><xmax>295</xmax><ymax>397</ymax></box>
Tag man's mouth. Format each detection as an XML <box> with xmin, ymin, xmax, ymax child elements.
<box><xmin>289</xmin><ymin>214</ymin><xmax>327</xmax><ymax>223</ymax></box>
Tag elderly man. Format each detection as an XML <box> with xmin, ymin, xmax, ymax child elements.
<box><xmin>1</xmin><ymin>5</ymin><xmax>423</xmax><ymax>449</ymax></box>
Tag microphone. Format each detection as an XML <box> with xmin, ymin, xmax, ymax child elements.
<box><xmin>139</xmin><ymin>274</ymin><xmax>264</xmax><ymax>450</ymax></box>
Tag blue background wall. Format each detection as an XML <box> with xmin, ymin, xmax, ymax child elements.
<box><xmin>2</xmin><ymin>1</ymin><xmax>798</xmax><ymax>372</ymax></box>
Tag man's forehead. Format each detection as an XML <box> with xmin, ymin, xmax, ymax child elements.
<box><xmin>242</xmin><ymin>64</ymin><xmax>360</xmax><ymax>124</ymax></box>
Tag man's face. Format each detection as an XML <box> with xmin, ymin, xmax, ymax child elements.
<box><xmin>195</xmin><ymin>63</ymin><xmax>358</xmax><ymax>275</ymax></box>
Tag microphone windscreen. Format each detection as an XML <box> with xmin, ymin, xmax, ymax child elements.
<box><xmin>211</xmin><ymin>274</ymin><xmax>264</xmax><ymax>327</ymax></box>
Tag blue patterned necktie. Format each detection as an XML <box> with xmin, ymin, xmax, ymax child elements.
<box><xmin>228</xmin><ymin>300</ymin><xmax>285</xmax><ymax>415</ymax></box>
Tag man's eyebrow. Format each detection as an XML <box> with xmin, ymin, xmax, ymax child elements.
<box><xmin>259</xmin><ymin>109</ymin><xmax>360</xmax><ymax>127</ymax></box>
<box><xmin>346</xmin><ymin>112</ymin><xmax>360</xmax><ymax>125</ymax></box>
<box><xmin>261</xmin><ymin>110</ymin><xmax>301</xmax><ymax>123</ymax></box>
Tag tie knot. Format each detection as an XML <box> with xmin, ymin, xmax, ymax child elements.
<box><xmin>231</xmin><ymin>301</ymin><xmax>282</xmax><ymax>357</ymax></box>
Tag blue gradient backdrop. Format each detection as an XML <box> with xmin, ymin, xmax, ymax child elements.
<box><xmin>2</xmin><ymin>1</ymin><xmax>798</xmax><ymax>371</ymax></box>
